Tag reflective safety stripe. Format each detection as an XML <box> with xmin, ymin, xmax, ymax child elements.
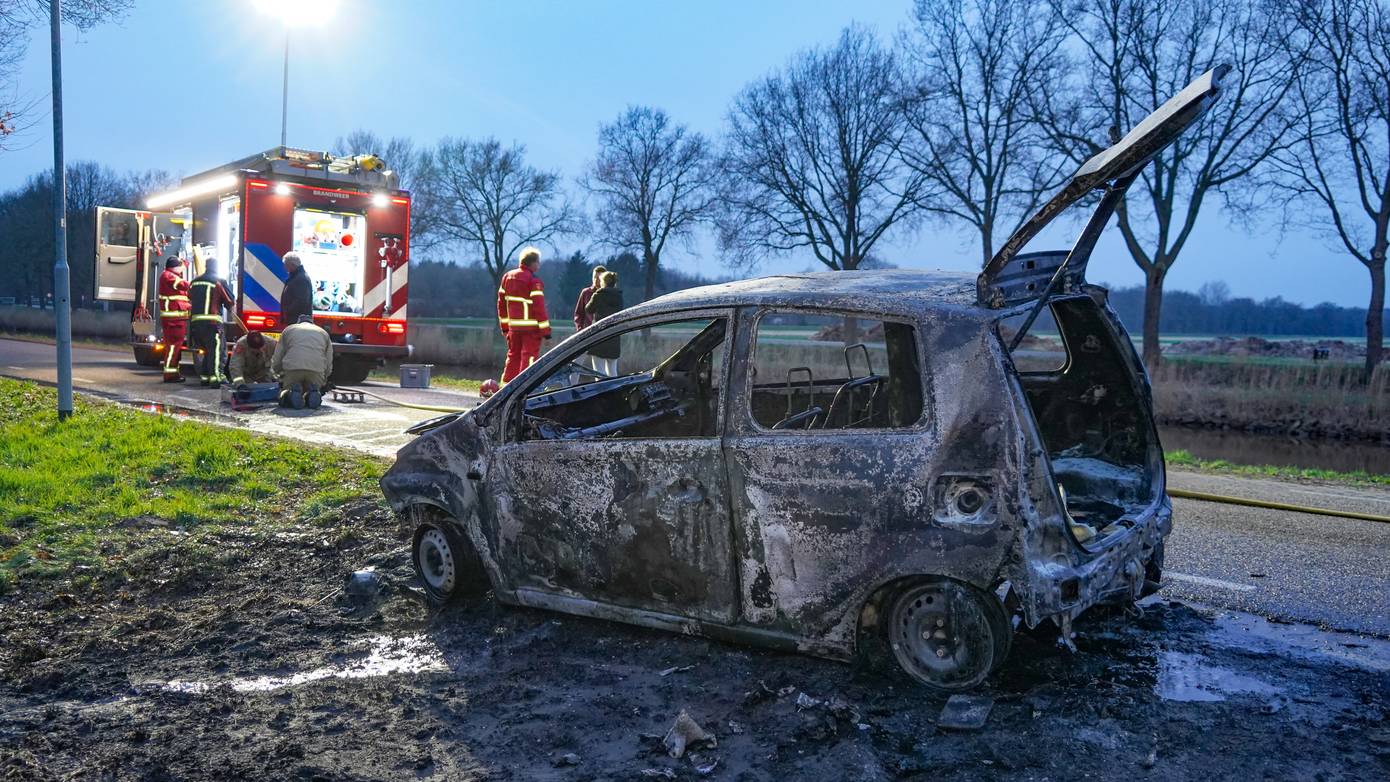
<box><xmin>505</xmin><ymin>296</ymin><xmax>530</xmax><ymax>304</ymax></box>
<box><xmin>160</xmin><ymin>311</ymin><xmax>189</xmax><ymax>318</ymax></box>
<box><xmin>509</xmin><ymin>319</ymin><xmax>538</xmax><ymax>327</ymax></box>
<box><xmin>536</xmin><ymin>320</ymin><xmax>550</xmax><ymax>329</ymax></box>
<box><xmin>191</xmin><ymin>314</ymin><xmax>222</xmax><ymax>321</ymax></box>
<box><xmin>529</xmin><ymin>290</ymin><xmax>544</xmax><ymax>298</ymax></box>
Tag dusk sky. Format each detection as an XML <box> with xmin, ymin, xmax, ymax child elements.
<box><xmin>0</xmin><ymin>0</ymin><xmax>1373</xmax><ymax>308</ymax></box>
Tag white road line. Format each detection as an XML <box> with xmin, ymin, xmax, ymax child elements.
<box><xmin>1167</xmin><ymin>572</ymin><xmax>1256</xmax><ymax>593</ymax></box>
<box><xmin>73</xmin><ymin>376</ymin><xmax>96</xmax><ymax>384</ymax></box>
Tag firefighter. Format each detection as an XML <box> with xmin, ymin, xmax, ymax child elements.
<box><xmin>496</xmin><ymin>246</ymin><xmax>551</xmax><ymax>384</ymax></box>
<box><xmin>229</xmin><ymin>331</ymin><xmax>277</xmax><ymax>385</ymax></box>
<box><xmin>157</xmin><ymin>257</ymin><xmax>191</xmax><ymax>383</ymax></box>
<box><xmin>272</xmin><ymin>314</ymin><xmax>333</xmax><ymax>409</ymax></box>
<box><xmin>188</xmin><ymin>258</ymin><xmax>235</xmax><ymax>386</ymax></box>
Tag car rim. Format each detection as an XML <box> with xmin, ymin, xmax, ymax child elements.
<box><xmin>418</xmin><ymin>528</ymin><xmax>456</xmax><ymax>594</ymax></box>
<box><xmin>889</xmin><ymin>581</ymin><xmax>995</xmax><ymax>690</ymax></box>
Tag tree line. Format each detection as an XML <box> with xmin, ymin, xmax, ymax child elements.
<box><xmin>1</xmin><ymin>0</ymin><xmax>1386</xmax><ymax>374</ymax></box>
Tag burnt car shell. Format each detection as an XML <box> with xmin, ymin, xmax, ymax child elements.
<box><xmin>381</xmin><ymin>66</ymin><xmax>1228</xmax><ymax>689</ymax></box>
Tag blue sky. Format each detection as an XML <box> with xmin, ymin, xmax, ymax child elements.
<box><xmin>0</xmin><ymin>0</ymin><xmax>1374</xmax><ymax>307</ymax></box>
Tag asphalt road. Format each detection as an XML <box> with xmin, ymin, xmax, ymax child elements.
<box><xmin>2</xmin><ymin>336</ymin><xmax>1388</xmax><ymax>638</ymax></box>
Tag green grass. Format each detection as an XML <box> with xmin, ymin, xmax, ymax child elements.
<box><xmin>0</xmin><ymin>377</ymin><xmax>386</xmax><ymax>594</ymax></box>
<box><xmin>1166</xmin><ymin>449</ymin><xmax>1390</xmax><ymax>487</ymax></box>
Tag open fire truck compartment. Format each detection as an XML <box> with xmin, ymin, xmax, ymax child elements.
<box><xmin>93</xmin><ymin>146</ymin><xmax>413</xmax><ymax>383</ymax></box>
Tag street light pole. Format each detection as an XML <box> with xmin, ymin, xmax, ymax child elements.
<box><xmin>50</xmin><ymin>0</ymin><xmax>74</xmax><ymax>421</ymax></box>
<box><xmin>280</xmin><ymin>30</ymin><xmax>289</xmax><ymax>147</ymax></box>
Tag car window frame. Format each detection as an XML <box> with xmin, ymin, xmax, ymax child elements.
<box><xmin>738</xmin><ymin>306</ymin><xmax>930</xmax><ymax>436</ymax></box>
<box><xmin>499</xmin><ymin>306</ymin><xmax>736</xmax><ymax>445</ymax></box>
<box><xmin>997</xmin><ymin>299</ymin><xmax>1075</xmax><ymax>377</ymax></box>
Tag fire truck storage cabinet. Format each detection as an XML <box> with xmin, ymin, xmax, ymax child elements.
<box><xmin>93</xmin><ymin>147</ymin><xmax>412</xmax><ymax>384</ymax></box>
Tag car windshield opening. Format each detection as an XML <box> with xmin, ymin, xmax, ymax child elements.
<box><xmin>521</xmin><ymin>318</ymin><xmax>726</xmax><ymax>441</ymax></box>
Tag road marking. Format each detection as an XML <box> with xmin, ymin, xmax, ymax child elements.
<box><xmin>1167</xmin><ymin>572</ymin><xmax>1256</xmax><ymax>593</ymax></box>
<box><xmin>73</xmin><ymin>376</ymin><xmax>96</xmax><ymax>384</ymax></box>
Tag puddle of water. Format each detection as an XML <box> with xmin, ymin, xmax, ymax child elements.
<box><xmin>155</xmin><ymin>635</ymin><xmax>446</xmax><ymax>695</ymax></box>
<box><xmin>1206</xmin><ymin>610</ymin><xmax>1390</xmax><ymax>673</ymax></box>
<box><xmin>1156</xmin><ymin>651</ymin><xmax>1283</xmax><ymax>702</ymax></box>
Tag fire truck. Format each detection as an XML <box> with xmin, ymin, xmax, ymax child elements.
<box><xmin>93</xmin><ymin>146</ymin><xmax>412</xmax><ymax>384</ymax></box>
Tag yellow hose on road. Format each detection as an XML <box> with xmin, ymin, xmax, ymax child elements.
<box><xmin>1169</xmin><ymin>487</ymin><xmax>1390</xmax><ymax>524</ymax></box>
<box><xmin>335</xmin><ymin>385</ymin><xmax>470</xmax><ymax>414</ymax></box>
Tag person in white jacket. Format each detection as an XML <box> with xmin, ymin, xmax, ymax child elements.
<box><xmin>272</xmin><ymin>315</ymin><xmax>333</xmax><ymax>409</ymax></box>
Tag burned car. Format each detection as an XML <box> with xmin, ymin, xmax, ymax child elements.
<box><xmin>381</xmin><ymin>68</ymin><xmax>1228</xmax><ymax>691</ymax></box>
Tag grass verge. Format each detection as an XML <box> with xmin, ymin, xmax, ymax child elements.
<box><xmin>1166</xmin><ymin>449</ymin><xmax>1390</xmax><ymax>487</ymax></box>
<box><xmin>0</xmin><ymin>377</ymin><xmax>387</xmax><ymax>595</ymax></box>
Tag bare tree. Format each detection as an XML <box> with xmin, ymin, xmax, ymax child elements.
<box><xmin>1267</xmin><ymin>0</ymin><xmax>1388</xmax><ymax>375</ymax></box>
<box><xmin>901</xmin><ymin>0</ymin><xmax>1072</xmax><ymax>267</ymax></box>
<box><xmin>1036</xmin><ymin>0</ymin><xmax>1298</xmax><ymax>365</ymax></box>
<box><xmin>332</xmin><ymin>129</ymin><xmax>439</xmax><ymax>242</ymax></box>
<box><xmin>0</xmin><ymin>0</ymin><xmax>132</xmax><ymax>152</ymax></box>
<box><xmin>423</xmin><ymin>137</ymin><xmax>579</xmax><ymax>285</ymax></box>
<box><xmin>333</xmin><ymin>130</ymin><xmax>424</xmax><ymax>189</ymax></box>
<box><xmin>717</xmin><ymin>25</ymin><xmax>925</xmax><ymax>271</ymax></box>
<box><xmin>582</xmin><ymin>106</ymin><xmax>719</xmax><ymax>302</ymax></box>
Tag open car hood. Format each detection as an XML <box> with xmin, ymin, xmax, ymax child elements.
<box><xmin>977</xmin><ymin>65</ymin><xmax>1231</xmax><ymax>308</ymax></box>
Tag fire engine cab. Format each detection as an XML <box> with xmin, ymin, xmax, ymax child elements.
<box><xmin>93</xmin><ymin>146</ymin><xmax>412</xmax><ymax>384</ymax></box>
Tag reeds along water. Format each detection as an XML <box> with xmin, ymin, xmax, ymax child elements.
<box><xmin>1149</xmin><ymin>358</ymin><xmax>1390</xmax><ymax>441</ymax></box>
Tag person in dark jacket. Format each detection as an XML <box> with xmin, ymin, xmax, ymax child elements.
<box><xmin>572</xmin><ymin>264</ymin><xmax>606</xmax><ymax>331</ymax></box>
<box><xmin>584</xmin><ymin>271</ymin><xmax>624</xmax><ymax>376</ymax></box>
<box><xmin>279</xmin><ymin>252</ymin><xmax>314</xmax><ymax>328</ymax></box>
<box><xmin>573</xmin><ymin>264</ymin><xmax>607</xmax><ymax>371</ymax></box>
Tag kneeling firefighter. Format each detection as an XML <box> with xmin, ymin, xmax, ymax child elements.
<box><xmin>229</xmin><ymin>331</ymin><xmax>277</xmax><ymax>385</ymax></box>
<box><xmin>188</xmin><ymin>258</ymin><xmax>235</xmax><ymax>386</ymax></box>
<box><xmin>272</xmin><ymin>314</ymin><xmax>333</xmax><ymax>409</ymax></box>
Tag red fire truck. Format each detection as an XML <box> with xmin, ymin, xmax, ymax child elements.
<box><xmin>93</xmin><ymin>146</ymin><xmax>412</xmax><ymax>383</ymax></box>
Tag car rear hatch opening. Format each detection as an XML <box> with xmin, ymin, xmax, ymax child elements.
<box><xmin>999</xmin><ymin>295</ymin><xmax>1163</xmax><ymax>550</ymax></box>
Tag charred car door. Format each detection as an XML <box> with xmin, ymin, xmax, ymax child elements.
<box><xmin>725</xmin><ymin>307</ymin><xmax>1004</xmax><ymax>644</ymax></box>
<box><xmin>487</xmin><ymin>312</ymin><xmax>739</xmax><ymax>623</ymax></box>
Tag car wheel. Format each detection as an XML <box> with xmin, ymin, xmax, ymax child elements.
<box><xmin>330</xmin><ymin>358</ymin><xmax>373</xmax><ymax>386</ymax></box>
<box><xmin>133</xmin><ymin>345</ymin><xmax>160</xmax><ymax>367</ymax></box>
<box><xmin>886</xmin><ymin>578</ymin><xmax>1011</xmax><ymax>692</ymax></box>
<box><xmin>411</xmin><ymin>518</ymin><xmax>487</xmax><ymax>604</ymax></box>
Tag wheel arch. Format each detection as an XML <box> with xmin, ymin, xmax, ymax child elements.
<box><xmin>853</xmin><ymin>573</ymin><xmax>1009</xmax><ymax>659</ymax></box>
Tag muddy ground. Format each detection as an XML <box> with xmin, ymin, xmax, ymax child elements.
<box><xmin>2</xmin><ymin>503</ymin><xmax>1387</xmax><ymax>781</ymax></box>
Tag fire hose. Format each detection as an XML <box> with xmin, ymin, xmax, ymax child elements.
<box><xmin>333</xmin><ymin>385</ymin><xmax>469</xmax><ymax>415</ymax></box>
<box><xmin>1167</xmin><ymin>487</ymin><xmax>1390</xmax><ymax>525</ymax></box>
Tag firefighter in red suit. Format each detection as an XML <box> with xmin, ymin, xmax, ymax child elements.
<box><xmin>496</xmin><ymin>247</ymin><xmax>551</xmax><ymax>384</ymax></box>
<box><xmin>157</xmin><ymin>257</ymin><xmax>191</xmax><ymax>383</ymax></box>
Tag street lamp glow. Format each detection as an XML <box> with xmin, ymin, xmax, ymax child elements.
<box><xmin>255</xmin><ymin>0</ymin><xmax>340</xmax><ymax>146</ymax></box>
<box><xmin>252</xmin><ymin>0</ymin><xmax>339</xmax><ymax>28</ymax></box>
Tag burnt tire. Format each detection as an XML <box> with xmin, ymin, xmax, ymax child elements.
<box><xmin>133</xmin><ymin>345</ymin><xmax>160</xmax><ymax>367</ymax></box>
<box><xmin>885</xmin><ymin>578</ymin><xmax>1012</xmax><ymax>692</ymax></box>
<box><xmin>411</xmin><ymin>518</ymin><xmax>488</xmax><ymax>605</ymax></box>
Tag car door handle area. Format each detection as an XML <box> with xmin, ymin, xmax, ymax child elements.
<box><xmin>466</xmin><ymin>469</ymin><xmax>483</xmax><ymax>480</ymax></box>
<box><xmin>667</xmin><ymin>477</ymin><xmax>707</xmax><ymax>504</ymax></box>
